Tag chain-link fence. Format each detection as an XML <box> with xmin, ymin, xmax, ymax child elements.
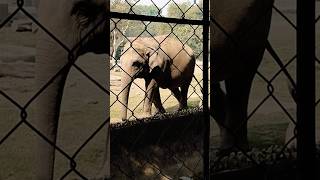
<box><xmin>0</xmin><ymin>0</ymin><xmax>319</xmax><ymax>179</ymax></box>
<box><xmin>109</xmin><ymin>0</ymin><xmax>208</xmax><ymax>179</ymax></box>
<box><xmin>209</xmin><ymin>0</ymin><xmax>319</xmax><ymax>179</ymax></box>
<box><xmin>1</xmin><ymin>0</ymin><xmax>110</xmax><ymax>179</ymax></box>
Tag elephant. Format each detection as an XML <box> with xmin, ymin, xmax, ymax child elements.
<box><xmin>34</xmin><ymin>0</ymin><xmax>109</xmax><ymax>179</ymax></box>
<box><xmin>210</xmin><ymin>0</ymin><xmax>276</xmax><ymax>151</ymax></box>
<box><xmin>119</xmin><ymin>35</ymin><xmax>196</xmax><ymax>120</ymax></box>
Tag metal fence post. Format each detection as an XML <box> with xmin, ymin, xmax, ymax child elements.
<box><xmin>296</xmin><ymin>0</ymin><xmax>316</xmax><ymax>179</ymax></box>
<box><xmin>107</xmin><ymin>1</ymin><xmax>111</xmax><ymax>178</ymax></box>
<box><xmin>203</xmin><ymin>0</ymin><xmax>210</xmax><ymax>179</ymax></box>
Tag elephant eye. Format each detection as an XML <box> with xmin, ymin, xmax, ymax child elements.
<box><xmin>132</xmin><ymin>61</ymin><xmax>142</xmax><ymax>67</ymax></box>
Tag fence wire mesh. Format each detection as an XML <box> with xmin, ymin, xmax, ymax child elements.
<box><xmin>0</xmin><ymin>0</ymin><xmax>319</xmax><ymax>179</ymax></box>
<box><xmin>109</xmin><ymin>0</ymin><xmax>207</xmax><ymax>179</ymax></box>
<box><xmin>1</xmin><ymin>0</ymin><xmax>109</xmax><ymax>179</ymax></box>
<box><xmin>209</xmin><ymin>0</ymin><xmax>319</xmax><ymax>179</ymax></box>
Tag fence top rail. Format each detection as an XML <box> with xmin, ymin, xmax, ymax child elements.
<box><xmin>110</xmin><ymin>11</ymin><xmax>208</xmax><ymax>25</ymax></box>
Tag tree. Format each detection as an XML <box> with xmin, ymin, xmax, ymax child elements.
<box><xmin>166</xmin><ymin>1</ymin><xmax>203</xmax><ymax>59</ymax></box>
<box><xmin>110</xmin><ymin>0</ymin><xmax>204</xmax><ymax>64</ymax></box>
<box><xmin>110</xmin><ymin>0</ymin><xmax>131</xmax><ymax>68</ymax></box>
<box><xmin>110</xmin><ymin>0</ymin><xmax>164</xmax><ymax>68</ymax></box>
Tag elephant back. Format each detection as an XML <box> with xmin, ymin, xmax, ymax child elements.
<box><xmin>211</xmin><ymin>0</ymin><xmax>274</xmax><ymax>81</ymax></box>
<box><xmin>122</xmin><ymin>35</ymin><xmax>194</xmax><ymax>63</ymax></box>
<box><xmin>156</xmin><ymin>36</ymin><xmax>196</xmax><ymax>87</ymax></box>
<box><xmin>211</xmin><ymin>0</ymin><xmax>274</xmax><ymax>47</ymax></box>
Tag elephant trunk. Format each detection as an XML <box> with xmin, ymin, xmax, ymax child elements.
<box><xmin>120</xmin><ymin>72</ymin><xmax>133</xmax><ymax>120</ymax></box>
<box><xmin>34</xmin><ymin>45</ymin><xmax>70</xmax><ymax>180</ymax></box>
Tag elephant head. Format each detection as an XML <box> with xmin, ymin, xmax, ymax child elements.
<box><xmin>35</xmin><ymin>0</ymin><xmax>109</xmax><ymax>179</ymax></box>
<box><xmin>118</xmin><ymin>39</ymin><xmax>162</xmax><ymax>120</ymax></box>
<box><xmin>70</xmin><ymin>0</ymin><xmax>108</xmax><ymax>55</ymax></box>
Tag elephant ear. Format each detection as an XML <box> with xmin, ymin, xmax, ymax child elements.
<box><xmin>71</xmin><ymin>0</ymin><xmax>105</xmax><ymax>28</ymax></box>
<box><xmin>144</xmin><ymin>46</ymin><xmax>158</xmax><ymax>59</ymax></box>
<box><xmin>145</xmin><ymin>46</ymin><xmax>167</xmax><ymax>72</ymax></box>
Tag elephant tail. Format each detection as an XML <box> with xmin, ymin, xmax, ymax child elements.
<box><xmin>265</xmin><ymin>40</ymin><xmax>297</xmax><ymax>102</ymax></box>
<box><xmin>192</xmin><ymin>74</ymin><xmax>204</xmax><ymax>94</ymax></box>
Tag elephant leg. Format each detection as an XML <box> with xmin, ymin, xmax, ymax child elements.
<box><xmin>180</xmin><ymin>83</ymin><xmax>190</xmax><ymax>110</ymax></box>
<box><xmin>210</xmin><ymin>82</ymin><xmax>228</xmax><ymax>149</ymax></box>
<box><xmin>170</xmin><ymin>83</ymin><xmax>189</xmax><ymax>110</ymax></box>
<box><xmin>152</xmin><ymin>87</ymin><xmax>166</xmax><ymax>114</ymax></box>
<box><xmin>221</xmin><ymin>73</ymin><xmax>255</xmax><ymax>151</ymax></box>
<box><xmin>169</xmin><ymin>87</ymin><xmax>183</xmax><ymax>110</ymax></box>
<box><xmin>285</xmin><ymin>121</ymin><xmax>296</xmax><ymax>149</ymax></box>
<box><xmin>210</xmin><ymin>82</ymin><xmax>227</xmax><ymax>122</ymax></box>
<box><xmin>94</xmin><ymin>60</ymin><xmax>110</xmax><ymax>179</ymax></box>
<box><xmin>142</xmin><ymin>78</ymin><xmax>157</xmax><ymax>117</ymax></box>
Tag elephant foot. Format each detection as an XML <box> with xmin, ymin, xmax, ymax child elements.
<box><xmin>154</xmin><ymin>108</ymin><xmax>166</xmax><ymax>115</ymax></box>
<box><xmin>217</xmin><ymin>145</ymin><xmax>250</xmax><ymax>157</ymax></box>
<box><xmin>121</xmin><ymin>118</ymin><xmax>128</xmax><ymax>122</ymax></box>
<box><xmin>220</xmin><ymin>138</ymin><xmax>249</xmax><ymax>153</ymax></box>
<box><xmin>140</xmin><ymin>111</ymin><xmax>153</xmax><ymax>119</ymax></box>
<box><xmin>178</xmin><ymin>106</ymin><xmax>188</xmax><ymax>111</ymax></box>
<box><xmin>220</xmin><ymin>130</ymin><xmax>249</xmax><ymax>153</ymax></box>
<box><xmin>220</xmin><ymin>141</ymin><xmax>249</xmax><ymax>150</ymax></box>
<box><xmin>153</xmin><ymin>111</ymin><xmax>166</xmax><ymax>117</ymax></box>
<box><xmin>216</xmin><ymin>147</ymin><xmax>236</xmax><ymax>157</ymax></box>
<box><xmin>286</xmin><ymin>140</ymin><xmax>297</xmax><ymax>150</ymax></box>
<box><xmin>285</xmin><ymin>122</ymin><xmax>296</xmax><ymax>150</ymax></box>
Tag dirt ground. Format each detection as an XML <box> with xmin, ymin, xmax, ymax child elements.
<box><xmin>0</xmin><ymin>1</ymin><xmax>320</xmax><ymax>179</ymax></box>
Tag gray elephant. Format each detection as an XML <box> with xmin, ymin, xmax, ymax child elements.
<box><xmin>119</xmin><ymin>35</ymin><xmax>196</xmax><ymax>120</ymax></box>
<box><xmin>210</xmin><ymin>0</ymin><xmax>275</xmax><ymax>151</ymax></box>
<box><xmin>35</xmin><ymin>0</ymin><xmax>109</xmax><ymax>179</ymax></box>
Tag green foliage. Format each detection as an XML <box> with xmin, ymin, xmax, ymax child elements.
<box><xmin>166</xmin><ymin>1</ymin><xmax>203</xmax><ymax>59</ymax></box>
<box><xmin>111</xmin><ymin>0</ymin><xmax>159</xmax><ymax>37</ymax></box>
<box><xmin>167</xmin><ymin>1</ymin><xmax>203</xmax><ymax>20</ymax></box>
<box><xmin>111</xmin><ymin>0</ymin><xmax>204</xmax><ymax>60</ymax></box>
<box><xmin>111</xmin><ymin>0</ymin><xmax>131</xmax><ymax>13</ymax></box>
<box><xmin>132</xmin><ymin>4</ymin><xmax>159</xmax><ymax>16</ymax></box>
